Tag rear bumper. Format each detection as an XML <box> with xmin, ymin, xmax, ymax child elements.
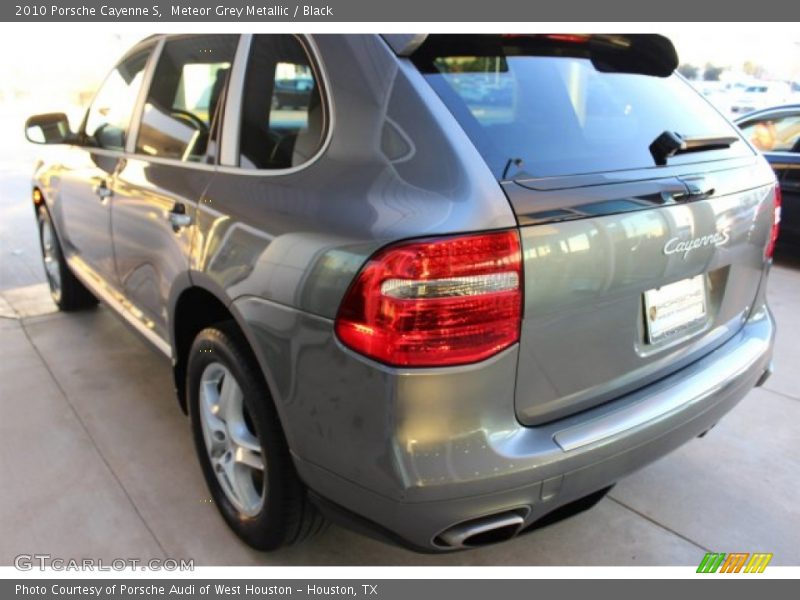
<box><xmin>294</xmin><ymin>307</ymin><xmax>774</xmax><ymax>551</ymax></box>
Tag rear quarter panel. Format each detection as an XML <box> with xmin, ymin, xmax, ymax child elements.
<box><xmin>193</xmin><ymin>34</ymin><xmax>516</xmax><ymax>320</ymax></box>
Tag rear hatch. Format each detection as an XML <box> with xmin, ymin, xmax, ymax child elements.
<box><xmin>411</xmin><ymin>35</ymin><xmax>778</xmax><ymax>424</ymax></box>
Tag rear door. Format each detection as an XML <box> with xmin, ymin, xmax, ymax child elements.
<box><xmin>412</xmin><ymin>35</ymin><xmax>778</xmax><ymax>424</ymax></box>
<box><xmin>111</xmin><ymin>34</ymin><xmax>239</xmax><ymax>342</ymax></box>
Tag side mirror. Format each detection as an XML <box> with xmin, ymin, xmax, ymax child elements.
<box><xmin>25</xmin><ymin>113</ymin><xmax>76</xmax><ymax>145</ymax></box>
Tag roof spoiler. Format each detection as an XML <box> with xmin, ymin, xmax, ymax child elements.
<box><xmin>385</xmin><ymin>34</ymin><xmax>679</xmax><ymax>77</ymax></box>
<box><xmin>382</xmin><ymin>34</ymin><xmax>429</xmax><ymax>56</ymax></box>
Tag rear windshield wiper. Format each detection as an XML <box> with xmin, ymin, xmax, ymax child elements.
<box><xmin>649</xmin><ymin>131</ymin><xmax>739</xmax><ymax>166</ymax></box>
<box><xmin>502</xmin><ymin>157</ymin><xmax>525</xmax><ymax>180</ymax></box>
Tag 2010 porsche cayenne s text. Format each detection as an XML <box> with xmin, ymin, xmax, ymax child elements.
<box><xmin>25</xmin><ymin>34</ymin><xmax>778</xmax><ymax>552</ymax></box>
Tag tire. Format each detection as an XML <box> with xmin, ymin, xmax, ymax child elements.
<box><xmin>36</xmin><ymin>204</ymin><xmax>97</xmax><ymax>311</ymax></box>
<box><xmin>187</xmin><ymin>321</ymin><xmax>325</xmax><ymax>550</ymax></box>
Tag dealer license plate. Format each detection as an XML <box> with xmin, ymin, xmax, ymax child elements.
<box><xmin>643</xmin><ymin>275</ymin><xmax>707</xmax><ymax>343</ymax></box>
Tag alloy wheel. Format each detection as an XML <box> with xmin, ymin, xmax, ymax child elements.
<box><xmin>198</xmin><ymin>362</ymin><xmax>266</xmax><ymax>517</ymax></box>
<box><xmin>40</xmin><ymin>215</ymin><xmax>62</xmax><ymax>302</ymax></box>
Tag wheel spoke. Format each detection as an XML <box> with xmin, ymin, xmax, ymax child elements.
<box><xmin>229</xmin><ymin>423</ymin><xmax>260</xmax><ymax>452</ymax></box>
<box><xmin>234</xmin><ymin>444</ymin><xmax>265</xmax><ymax>471</ymax></box>
<box><xmin>219</xmin><ymin>373</ymin><xmax>261</xmax><ymax>453</ymax></box>
<box><xmin>218</xmin><ymin>372</ymin><xmax>243</xmax><ymax>425</ymax></box>
<box><xmin>199</xmin><ymin>381</ymin><xmax>227</xmax><ymax>453</ymax></box>
<box><xmin>221</xmin><ymin>454</ymin><xmax>261</xmax><ymax>510</ymax></box>
<box><xmin>40</xmin><ymin>218</ymin><xmax>61</xmax><ymax>294</ymax></box>
<box><xmin>217</xmin><ymin>454</ymin><xmax>239</xmax><ymax>500</ymax></box>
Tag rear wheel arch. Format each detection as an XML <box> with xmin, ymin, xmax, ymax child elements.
<box><xmin>174</xmin><ymin>288</ymin><xmax>326</xmax><ymax>548</ymax></box>
<box><xmin>169</xmin><ymin>284</ymin><xmax>284</xmax><ymax>431</ymax></box>
<box><xmin>171</xmin><ymin>285</ymin><xmax>234</xmax><ymax>413</ymax></box>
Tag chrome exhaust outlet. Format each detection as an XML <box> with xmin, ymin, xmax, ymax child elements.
<box><xmin>436</xmin><ymin>512</ymin><xmax>526</xmax><ymax>549</ymax></box>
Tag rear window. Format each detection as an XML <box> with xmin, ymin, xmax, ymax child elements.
<box><xmin>412</xmin><ymin>36</ymin><xmax>752</xmax><ymax>180</ymax></box>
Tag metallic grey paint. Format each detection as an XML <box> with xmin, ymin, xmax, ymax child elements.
<box><xmin>512</xmin><ymin>167</ymin><xmax>775</xmax><ymax>424</ymax></box>
<box><xmin>30</xmin><ymin>34</ymin><xmax>777</xmax><ymax>551</ymax></box>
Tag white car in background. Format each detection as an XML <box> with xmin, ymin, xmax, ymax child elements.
<box><xmin>731</xmin><ymin>81</ymin><xmax>792</xmax><ymax>115</ymax></box>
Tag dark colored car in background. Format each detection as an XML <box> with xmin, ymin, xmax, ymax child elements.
<box><xmin>24</xmin><ymin>34</ymin><xmax>778</xmax><ymax>553</ymax></box>
<box><xmin>736</xmin><ymin>104</ymin><xmax>800</xmax><ymax>251</ymax></box>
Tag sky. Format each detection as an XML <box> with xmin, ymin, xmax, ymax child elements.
<box><xmin>666</xmin><ymin>29</ymin><xmax>800</xmax><ymax>80</ymax></box>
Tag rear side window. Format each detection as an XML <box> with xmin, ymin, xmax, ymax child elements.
<box><xmin>412</xmin><ymin>35</ymin><xmax>752</xmax><ymax>180</ymax></box>
<box><xmin>237</xmin><ymin>35</ymin><xmax>326</xmax><ymax>170</ymax></box>
<box><xmin>136</xmin><ymin>35</ymin><xmax>238</xmax><ymax>161</ymax></box>
<box><xmin>84</xmin><ymin>47</ymin><xmax>151</xmax><ymax>151</ymax></box>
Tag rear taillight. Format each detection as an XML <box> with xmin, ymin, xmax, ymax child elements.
<box><xmin>766</xmin><ymin>183</ymin><xmax>782</xmax><ymax>260</ymax></box>
<box><xmin>335</xmin><ymin>230</ymin><xmax>523</xmax><ymax>367</ymax></box>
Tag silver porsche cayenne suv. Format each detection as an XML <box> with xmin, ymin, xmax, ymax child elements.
<box><xmin>25</xmin><ymin>34</ymin><xmax>778</xmax><ymax>551</ymax></box>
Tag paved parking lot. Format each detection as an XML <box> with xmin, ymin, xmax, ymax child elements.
<box><xmin>1</xmin><ymin>162</ymin><xmax>799</xmax><ymax>566</ymax></box>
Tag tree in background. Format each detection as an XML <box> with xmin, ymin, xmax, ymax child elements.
<box><xmin>703</xmin><ymin>63</ymin><xmax>724</xmax><ymax>81</ymax></box>
<box><xmin>678</xmin><ymin>63</ymin><xmax>699</xmax><ymax>79</ymax></box>
<box><xmin>743</xmin><ymin>61</ymin><xmax>766</xmax><ymax>79</ymax></box>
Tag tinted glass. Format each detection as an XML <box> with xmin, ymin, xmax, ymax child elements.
<box><xmin>238</xmin><ymin>35</ymin><xmax>325</xmax><ymax>169</ymax></box>
<box><xmin>414</xmin><ymin>39</ymin><xmax>751</xmax><ymax>179</ymax></box>
<box><xmin>84</xmin><ymin>48</ymin><xmax>151</xmax><ymax>151</ymax></box>
<box><xmin>136</xmin><ymin>35</ymin><xmax>237</xmax><ymax>161</ymax></box>
<box><xmin>739</xmin><ymin>113</ymin><xmax>800</xmax><ymax>152</ymax></box>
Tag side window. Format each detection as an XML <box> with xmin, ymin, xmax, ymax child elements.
<box><xmin>136</xmin><ymin>35</ymin><xmax>238</xmax><ymax>161</ymax></box>
<box><xmin>238</xmin><ymin>35</ymin><xmax>326</xmax><ymax>170</ymax></box>
<box><xmin>740</xmin><ymin>114</ymin><xmax>800</xmax><ymax>153</ymax></box>
<box><xmin>84</xmin><ymin>48</ymin><xmax>152</xmax><ymax>151</ymax></box>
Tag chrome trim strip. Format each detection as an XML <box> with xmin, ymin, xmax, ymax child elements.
<box><xmin>220</xmin><ymin>34</ymin><xmax>252</xmax><ymax>167</ymax></box>
<box><xmin>65</xmin><ymin>255</ymin><xmax>172</xmax><ymax>358</ymax></box>
<box><xmin>120</xmin><ymin>153</ymin><xmax>218</xmax><ymax>172</ymax></box>
<box><xmin>80</xmin><ymin>147</ymin><xmax>125</xmax><ymax>159</ymax></box>
<box><xmin>126</xmin><ymin>37</ymin><xmax>165</xmax><ymax>155</ymax></box>
<box><xmin>553</xmin><ymin>324</ymin><xmax>770</xmax><ymax>452</ymax></box>
<box><xmin>81</xmin><ymin>147</ymin><xmax>218</xmax><ymax>173</ymax></box>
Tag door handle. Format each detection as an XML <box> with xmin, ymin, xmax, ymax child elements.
<box><xmin>168</xmin><ymin>203</ymin><xmax>192</xmax><ymax>231</ymax></box>
<box><xmin>93</xmin><ymin>180</ymin><xmax>113</xmax><ymax>200</ymax></box>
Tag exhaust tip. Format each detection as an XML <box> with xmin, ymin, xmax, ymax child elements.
<box><xmin>755</xmin><ymin>363</ymin><xmax>773</xmax><ymax>388</ymax></box>
<box><xmin>434</xmin><ymin>510</ymin><xmax>527</xmax><ymax>549</ymax></box>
